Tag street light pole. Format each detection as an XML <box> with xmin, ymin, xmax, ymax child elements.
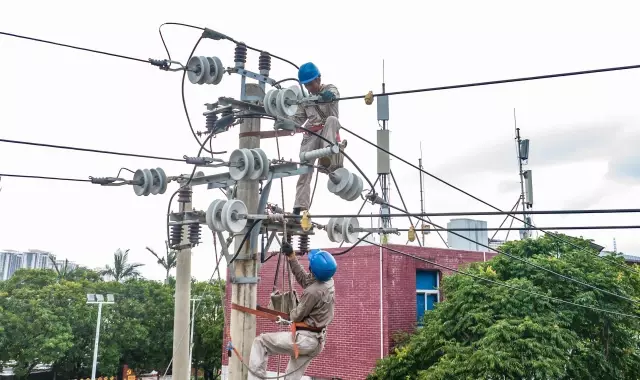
<box><xmin>188</xmin><ymin>296</ymin><xmax>202</xmax><ymax>377</ymax></box>
<box><xmin>87</xmin><ymin>294</ymin><xmax>115</xmax><ymax>380</ymax></box>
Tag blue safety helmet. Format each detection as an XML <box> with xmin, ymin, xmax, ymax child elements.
<box><xmin>298</xmin><ymin>62</ymin><xmax>321</xmax><ymax>84</ymax></box>
<box><xmin>307</xmin><ymin>249</ymin><xmax>337</xmax><ymax>282</ymax></box>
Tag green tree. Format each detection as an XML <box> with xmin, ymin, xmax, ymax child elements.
<box><xmin>49</xmin><ymin>255</ymin><xmax>75</xmax><ymax>281</ymax></box>
<box><xmin>191</xmin><ymin>279</ymin><xmax>226</xmax><ymax>379</ymax></box>
<box><xmin>146</xmin><ymin>242</ymin><xmax>177</xmax><ymax>284</ymax></box>
<box><xmin>368</xmin><ymin>234</ymin><xmax>640</xmax><ymax>380</ymax></box>
<box><xmin>100</xmin><ymin>249</ymin><xmax>144</xmax><ymax>282</ymax></box>
<box><xmin>0</xmin><ymin>270</ymin><xmax>74</xmax><ymax>379</ymax></box>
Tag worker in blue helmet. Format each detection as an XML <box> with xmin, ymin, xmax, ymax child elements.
<box><xmin>247</xmin><ymin>242</ymin><xmax>336</xmax><ymax>380</ymax></box>
<box><xmin>289</xmin><ymin>62</ymin><xmax>347</xmax><ymax>218</ymax></box>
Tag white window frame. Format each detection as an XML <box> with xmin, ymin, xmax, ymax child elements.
<box><xmin>416</xmin><ymin>271</ymin><xmax>440</xmax><ymax>316</ymax></box>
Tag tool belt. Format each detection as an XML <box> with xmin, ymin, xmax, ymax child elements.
<box><xmin>231</xmin><ymin>303</ymin><xmax>323</xmax><ymax>358</ymax></box>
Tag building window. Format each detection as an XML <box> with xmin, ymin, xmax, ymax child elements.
<box><xmin>416</xmin><ymin>270</ymin><xmax>439</xmax><ymax>325</ymax></box>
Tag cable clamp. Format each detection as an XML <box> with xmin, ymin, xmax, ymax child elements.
<box><xmin>89</xmin><ymin>176</ymin><xmax>131</xmax><ymax>186</ymax></box>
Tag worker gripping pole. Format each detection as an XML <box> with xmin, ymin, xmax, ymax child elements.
<box><xmin>229</xmin><ymin>83</ymin><xmax>263</xmax><ymax>380</ymax></box>
<box><xmin>172</xmin><ymin>186</ymin><xmax>192</xmax><ymax>380</ymax></box>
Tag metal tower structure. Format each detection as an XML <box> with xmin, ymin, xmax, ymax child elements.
<box><xmin>377</xmin><ymin>61</ymin><xmax>391</xmax><ymax>243</ymax></box>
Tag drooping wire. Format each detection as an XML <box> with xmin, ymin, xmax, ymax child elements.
<box><xmin>0</xmin><ymin>138</ymin><xmax>184</xmax><ymax>162</ymax></box>
<box><xmin>382</xmin><ymin>201</ymin><xmax>640</xmax><ymax>305</ymax></box>
<box><xmin>0</xmin><ymin>173</ymin><xmax>91</xmax><ymax>183</ymax></box>
<box><xmin>339</xmin><ymin>125</ymin><xmax>635</xmax><ymax>277</ymax></box>
<box><xmin>158</xmin><ymin>22</ymin><xmax>205</xmax><ymax>62</ymax></box>
<box><xmin>366</xmin><ymin>240</ymin><xmax>640</xmax><ymax>319</ymax></box>
<box><xmin>161</xmin><ymin>219</ymin><xmax>260</xmax><ymax>379</ymax></box>
<box><xmin>329</xmin><ymin>63</ymin><xmax>640</xmax><ymax>102</ymax></box>
<box><xmin>0</xmin><ymin>31</ymin><xmax>151</xmax><ymax>64</ymax></box>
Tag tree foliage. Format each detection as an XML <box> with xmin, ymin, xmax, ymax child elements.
<box><xmin>0</xmin><ymin>267</ymin><xmax>225</xmax><ymax>379</ymax></box>
<box><xmin>369</xmin><ymin>234</ymin><xmax>640</xmax><ymax>380</ymax></box>
<box><xmin>99</xmin><ymin>249</ymin><xmax>144</xmax><ymax>282</ymax></box>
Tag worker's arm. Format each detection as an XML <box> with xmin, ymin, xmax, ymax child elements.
<box><xmin>282</xmin><ymin>242</ymin><xmax>314</xmax><ymax>288</ymax></box>
<box><xmin>288</xmin><ymin>289</ymin><xmax>316</xmax><ymax>323</ymax></box>
<box><xmin>289</xmin><ymin>102</ymin><xmax>308</xmax><ymax>127</ymax></box>
<box><xmin>319</xmin><ymin>84</ymin><xmax>339</xmax><ymax>102</ymax></box>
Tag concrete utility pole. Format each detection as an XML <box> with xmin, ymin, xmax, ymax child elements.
<box><xmin>172</xmin><ymin>186</ymin><xmax>193</xmax><ymax>380</ymax></box>
<box><xmin>229</xmin><ymin>83</ymin><xmax>262</xmax><ymax>380</ymax></box>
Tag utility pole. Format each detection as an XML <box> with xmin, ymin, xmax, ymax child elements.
<box><xmin>229</xmin><ymin>82</ymin><xmax>262</xmax><ymax>380</ymax></box>
<box><xmin>514</xmin><ymin>109</ymin><xmax>533</xmax><ymax>239</ymax></box>
<box><xmin>418</xmin><ymin>150</ymin><xmax>425</xmax><ymax>247</ymax></box>
<box><xmin>86</xmin><ymin>293</ymin><xmax>115</xmax><ymax>380</ymax></box>
<box><xmin>172</xmin><ymin>186</ymin><xmax>192</xmax><ymax>380</ymax></box>
<box><xmin>376</xmin><ymin>60</ymin><xmax>390</xmax><ymax>360</ymax></box>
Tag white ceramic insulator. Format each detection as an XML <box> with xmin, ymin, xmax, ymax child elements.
<box><xmin>299</xmin><ymin>145</ymin><xmax>339</xmax><ymax>162</ymax></box>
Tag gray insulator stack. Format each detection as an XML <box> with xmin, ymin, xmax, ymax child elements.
<box><xmin>327</xmin><ymin>168</ymin><xmax>364</xmax><ymax>201</ymax></box>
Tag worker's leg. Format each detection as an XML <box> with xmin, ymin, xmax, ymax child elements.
<box><xmin>283</xmin><ymin>332</ymin><xmax>324</xmax><ymax>380</ymax></box>
<box><xmin>294</xmin><ymin>134</ymin><xmax>320</xmax><ymax>211</ymax></box>
<box><xmin>247</xmin><ymin>331</ymin><xmax>298</xmax><ymax>379</ymax></box>
<box><xmin>318</xmin><ymin>116</ymin><xmax>344</xmax><ymax>172</ymax></box>
<box><xmin>247</xmin><ymin>331</ymin><xmax>321</xmax><ymax>380</ymax></box>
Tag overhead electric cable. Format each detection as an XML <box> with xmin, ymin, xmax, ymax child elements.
<box><xmin>0</xmin><ymin>138</ymin><xmax>184</xmax><ymax>162</ymax></box>
<box><xmin>0</xmin><ymin>31</ymin><xmax>168</xmax><ymax>68</ymax></box>
<box><xmin>400</xmin><ymin>225</ymin><xmax>640</xmax><ymax>232</ymax></box>
<box><xmin>382</xmin><ymin>201</ymin><xmax>639</xmax><ymax>305</ymax></box>
<box><xmin>308</xmin><ymin>208</ymin><xmax>640</xmax><ymax>218</ymax></box>
<box><xmin>331</xmin><ymin>63</ymin><xmax>640</xmax><ymax>102</ymax></box>
<box><xmin>366</xmin><ymin>241</ymin><xmax>640</xmax><ymax>319</ymax></box>
<box><xmin>339</xmin><ymin>125</ymin><xmax>634</xmax><ymax>270</ymax></box>
<box><xmin>0</xmin><ymin>173</ymin><xmax>92</xmax><ymax>183</ymax></box>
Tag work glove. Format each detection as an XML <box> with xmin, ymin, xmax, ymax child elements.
<box><xmin>282</xmin><ymin>242</ymin><xmax>294</xmax><ymax>257</ymax></box>
<box><xmin>319</xmin><ymin>90</ymin><xmax>336</xmax><ymax>101</ymax></box>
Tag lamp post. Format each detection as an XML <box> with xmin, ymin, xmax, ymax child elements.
<box><xmin>188</xmin><ymin>296</ymin><xmax>202</xmax><ymax>377</ymax></box>
<box><xmin>87</xmin><ymin>293</ymin><xmax>115</xmax><ymax>380</ymax></box>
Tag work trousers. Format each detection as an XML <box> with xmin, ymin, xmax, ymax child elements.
<box><xmin>294</xmin><ymin>116</ymin><xmax>343</xmax><ymax>210</ymax></box>
<box><xmin>247</xmin><ymin>330</ymin><xmax>325</xmax><ymax>380</ymax></box>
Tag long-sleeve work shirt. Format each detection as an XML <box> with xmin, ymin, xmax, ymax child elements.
<box><xmin>291</xmin><ymin>84</ymin><xmax>340</xmax><ymax>128</ymax></box>
<box><xmin>287</xmin><ymin>257</ymin><xmax>335</xmax><ymax>329</ymax></box>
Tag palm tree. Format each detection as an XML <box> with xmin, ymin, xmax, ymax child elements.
<box><xmin>48</xmin><ymin>255</ymin><xmax>74</xmax><ymax>281</ymax></box>
<box><xmin>100</xmin><ymin>249</ymin><xmax>144</xmax><ymax>282</ymax></box>
<box><xmin>146</xmin><ymin>241</ymin><xmax>177</xmax><ymax>284</ymax></box>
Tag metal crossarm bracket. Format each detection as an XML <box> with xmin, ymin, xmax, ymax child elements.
<box><xmin>230</xmin><ymin>274</ymin><xmax>260</xmax><ymax>284</ymax></box>
<box><xmin>231</xmin><ymin>68</ymin><xmax>277</xmax><ymax>87</ymax></box>
<box><xmin>218</xmin><ymin>97</ymin><xmax>266</xmax><ymax>114</ymax></box>
<box><xmin>201</xmin><ymin>162</ymin><xmax>312</xmax><ymax>190</ymax></box>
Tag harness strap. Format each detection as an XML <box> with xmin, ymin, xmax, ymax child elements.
<box><xmin>231</xmin><ymin>303</ymin><xmax>323</xmax><ymax>359</ymax></box>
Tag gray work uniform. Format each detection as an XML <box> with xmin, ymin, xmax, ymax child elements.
<box><xmin>290</xmin><ymin>84</ymin><xmax>342</xmax><ymax>210</ymax></box>
<box><xmin>247</xmin><ymin>258</ymin><xmax>335</xmax><ymax>380</ymax></box>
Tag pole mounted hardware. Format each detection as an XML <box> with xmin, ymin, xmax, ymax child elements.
<box><xmin>132</xmin><ymin>168</ymin><xmax>169</xmax><ymax>196</ymax></box>
<box><xmin>263</xmin><ymin>86</ymin><xmax>303</xmax><ymax>119</ymax></box>
<box><xmin>187</xmin><ymin>56</ymin><xmax>225</xmax><ymax>85</ymax></box>
<box><xmin>327</xmin><ymin>168</ymin><xmax>364</xmax><ymax>201</ymax></box>
<box><xmin>300</xmin><ymin>144</ymin><xmax>340</xmax><ymax>163</ymax></box>
<box><xmin>229</xmin><ymin>148</ymin><xmax>270</xmax><ymax>181</ymax></box>
<box><xmin>325</xmin><ymin>217</ymin><xmax>361</xmax><ymax>244</ymax></box>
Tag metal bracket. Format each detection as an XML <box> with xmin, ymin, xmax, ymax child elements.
<box><xmin>261</xmin><ymin>230</ymin><xmax>278</xmax><ymax>262</ymax></box>
<box><xmin>229</xmin><ymin>274</ymin><xmax>260</xmax><ymax>284</ymax></box>
<box><xmin>232</xmin><ymin>68</ymin><xmax>276</xmax><ymax>87</ymax></box>
<box><xmin>218</xmin><ymin>97</ymin><xmax>266</xmax><ymax>114</ymax></box>
<box><xmin>238</xmin><ymin>129</ymin><xmax>297</xmax><ymax>139</ymax></box>
<box><xmin>202</xmin><ymin>162</ymin><xmax>312</xmax><ymax>190</ymax></box>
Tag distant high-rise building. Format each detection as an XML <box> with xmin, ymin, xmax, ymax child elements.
<box><xmin>0</xmin><ymin>249</ymin><xmax>78</xmax><ymax>280</ymax></box>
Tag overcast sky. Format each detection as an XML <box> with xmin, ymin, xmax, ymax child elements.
<box><xmin>2</xmin><ymin>0</ymin><xmax>640</xmax><ymax>282</ymax></box>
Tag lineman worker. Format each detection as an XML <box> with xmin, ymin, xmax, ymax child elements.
<box><xmin>247</xmin><ymin>242</ymin><xmax>337</xmax><ymax>380</ymax></box>
<box><xmin>290</xmin><ymin>62</ymin><xmax>345</xmax><ymax>217</ymax></box>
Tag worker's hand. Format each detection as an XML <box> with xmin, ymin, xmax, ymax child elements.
<box><xmin>319</xmin><ymin>90</ymin><xmax>336</xmax><ymax>101</ymax></box>
<box><xmin>282</xmin><ymin>242</ymin><xmax>295</xmax><ymax>257</ymax></box>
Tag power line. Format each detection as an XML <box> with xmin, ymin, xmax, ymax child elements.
<box><xmin>331</xmin><ymin>63</ymin><xmax>640</xmax><ymax>102</ymax></box>
<box><xmin>0</xmin><ymin>138</ymin><xmax>185</xmax><ymax>162</ymax></box>
<box><xmin>0</xmin><ymin>173</ymin><xmax>91</xmax><ymax>183</ymax></box>
<box><xmin>309</xmin><ymin>208</ymin><xmax>640</xmax><ymax>218</ymax></box>
<box><xmin>381</xmin><ymin>201</ymin><xmax>640</xmax><ymax>305</ymax></box>
<box><xmin>366</xmin><ymin>240</ymin><xmax>640</xmax><ymax>319</ymax></box>
<box><xmin>339</xmin><ymin>125</ymin><xmax>626</xmax><ymax>272</ymax></box>
<box><xmin>0</xmin><ymin>31</ymin><xmax>164</xmax><ymax>67</ymax></box>
<box><xmin>401</xmin><ymin>225</ymin><xmax>640</xmax><ymax>232</ymax></box>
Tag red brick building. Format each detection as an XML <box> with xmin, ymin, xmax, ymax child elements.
<box><xmin>221</xmin><ymin>244</ymin><xmax>496</xmax><ymax>380</ymax></box>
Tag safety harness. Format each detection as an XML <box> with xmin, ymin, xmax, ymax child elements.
<box><xmin>231</xmin><ymin>303</ymin><xmax>323</xmax><ymax>359</ymax></box>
